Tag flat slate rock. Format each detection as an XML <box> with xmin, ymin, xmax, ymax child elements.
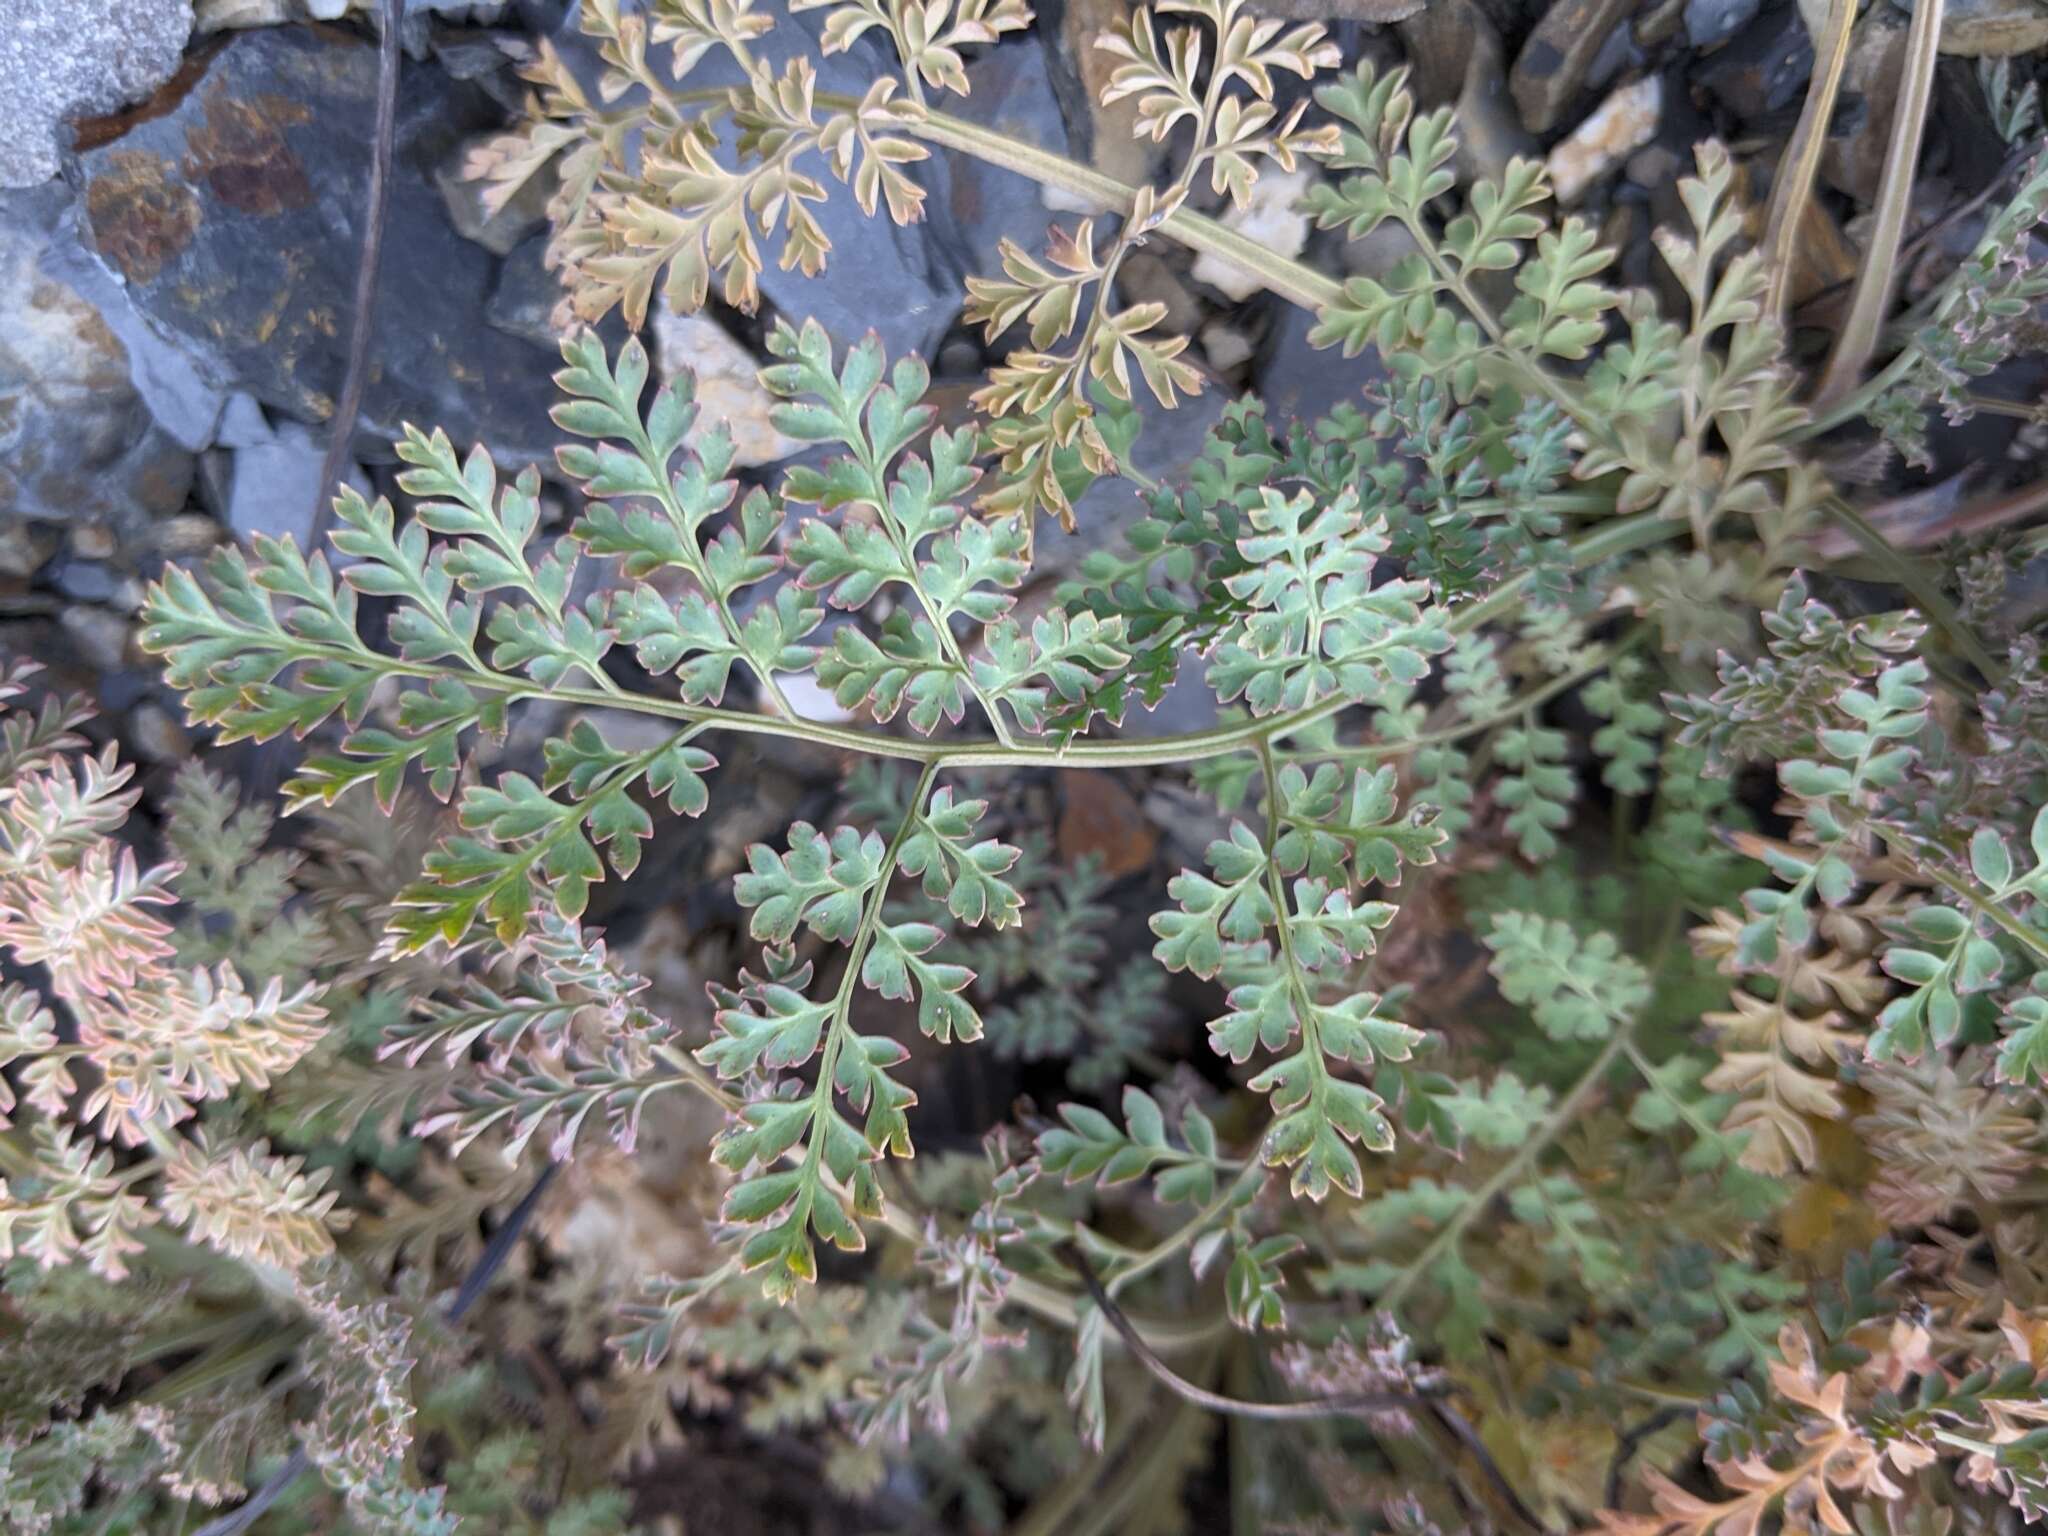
<box><xmin>72</xmin><ymin>24</ymin><xmax>570</xmax><ymax>468</ymax></box>
<box><xmin>0</xmin><ymin>182</ymin><xmax>196</xmax><ymax>537</ymax></box>
<box><xmin>0</xmin><ymin>0</ymin><xmax>193</xmax><ymax>188</ymax></box>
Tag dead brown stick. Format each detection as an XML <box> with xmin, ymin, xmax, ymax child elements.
<box><xmin>308</xmin><ymin>0</ymin><xmax>402</xmax><ymax>547</ymax></box>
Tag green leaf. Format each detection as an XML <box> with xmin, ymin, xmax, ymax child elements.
<box><xmin>733</xmin><ymin>822</ymin><xmax>887</xmax><ymax>945</ymax></box>
<box><xmin>1483</xmin><ymin>912</ymin><xmax>1649</xmax><ymax>1040</ymax></box>
<box><xmin>895</xmin><ymin>786</ymin><xmax>1024</xmax><ymax>929</ymax></box>
<box><xmin>1151</xmin><ymin>823</ymin><xmax>1276</xmax><ymax>979</ymax></box>
<box><xmin>1272</xmin><ymin>762</ymin><xmax>1447</xmax><ymax>887</ymax></box>
<box><xmin>862</xmin><ymin>921</ymin><xmax>981</xmax><ymax>1042</ymax></box>
<box><xmin>1437</xmin><ymin>1073</ymin><xmax>1553</xmax><ymax>1151</ymax></box>
<box><xmin>1972</xmin><ymin>826</ymin><xmax>2015</xmax><ymax>890</ymax></box>
<box><xmin>815</xmin><ymin>614</ymin><xmax>967</xmax><ymax>734</ymax></box>
<box><xmin>1225</xmin><ymin>1233</ymin><xmax>1304</xmax><ymax>1331</ymax></box>
<box><xmin>1996</xmin><ymin>995</ymin><xmax>2048</xmax><ymax>1085</ymax></box>
<box><xmin>1208</xmin><ymin>487</ymin><xmax>1450</xmax><ymax>717</ymax></box>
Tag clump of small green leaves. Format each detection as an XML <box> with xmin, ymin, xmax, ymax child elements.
<box><xmin>112</xmin><ymin>0</ymin><xmax>2048</xmax><ymax>1529</ymax></box>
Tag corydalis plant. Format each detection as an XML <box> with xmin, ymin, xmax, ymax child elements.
<box><xmin>0</xmin><ymin>663</ymin><xmax>332</xmax><ymax>1278</ymax></box>
<box><xmin>0</xmin><ymin>667</ymin><xmax>476</xmax><ymax>1534</ymax></box>
<box><xmin>143</xmin><ymin>317</ymin><xmax>1470</xmax><ymax>1296</ymax></box>
<box><xmin>128</xmin><ymin>0</ymin><xmax>2048</xmax><ymax>1525</ymax></box>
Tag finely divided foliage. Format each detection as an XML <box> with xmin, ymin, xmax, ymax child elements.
<box><xmin>19</xmin><ymin>0</ymin><xmax>2046</xmax><ymax>1525</ymax></box>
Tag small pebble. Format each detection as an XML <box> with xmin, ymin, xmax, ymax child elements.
<box><xmin>1547</xmin><ymin>77</ymin><xmax>1664</xmax><ymax>205</ymax></box>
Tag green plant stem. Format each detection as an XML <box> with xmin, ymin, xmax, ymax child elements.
<box><xmin>1620</xmin><ymin>1040</ymin><xmax>1724</xmax><ymax>1149</ymax></box>
<box><xmin>1821</xmin><ymin>498</ymin><xmax>2003</xmax><ymax>680</ymax></box>
<box><xmin>1797</xmin><ymin>347</ymin><xmax>1918</xmax><ymax>438</ymax></box>
<box><xmin>878</xmin><ymin>98</ymin><xmax>1341</xmax><ymax>313</ymax></box>
<box><xmin>1377</xmin><ymin>1018</ymin><xmax>1639</xmax><ymax>1314</ymax></box>
<box><xmin>272</xmin><ymin>510</ymin><xmax>1679</xmax><ymax>781</ymax></box>
<box><xmin>1866</xmin><ymin>825</ymin><xmax>2048</xmax><ymax>970</ymax></box>
<box><xmin>1275</xmin><ymin>634</ymin><xmax>1639</xmax><ymax>766</ymax></box>
<box><xmin>1105</xmin><ymin>1165</ymin><xmax>1259</xmax><ymax>1299</ymax></box>
<box><xmin>791</xmin><ymin>761</ymin><xmax>941</xmax><ymax>1238</ymax></box>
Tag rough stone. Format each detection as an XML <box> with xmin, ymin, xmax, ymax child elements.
<box><xmin>53</xmin><ymin>560</ymin><xmax>122</xmax><ymax>606</ymax></box>
<box><xmin>1192</xmin><ymin>168</ymin><xmax>1314</xmax><ymax>302</ymax></box>
<box><xmin>1200</xmin><ymin>321</ymin><xmax>1256</xmax><ymax>373</ymax></box>
<box><xmin>195</xmin><ymin>0</ymin><xmax>516</xmax><ymax>48</ymax></box>
<box><xmin>1400</xmin><ymin>0</ymin><xmax>1496</xmax><ymax>105</ymax></box>
<box><xmin>1116</xmin><ymin>664</ymin><xmax>1221</xmax><ymax>739</ymax></box>
<box><xmin>35</xmin><ymin>200</ymin><xmax>227</xmax><ymax>452</ymax></box>
<box><xmin>1685</xmin><ymin>0</ymin><xmax>1765</xmax><ymax>47</ymax></box>
<box><xmin>0</xmin><ymin>524</ymin><xmax>60</xmax><ymax>580</ymax></box>
<box><xmin>1057</xmin><ymin>772</ymin><xmax>1158</xmax><ymax>880</ymax></box>
<box><xmin>1118</xmin><ymin>252</ymin><xmax>1204</xmax><ymax>336</ymax></box>
<box><xmin>1923</xmin><ymin>0</ymin><xmax>2048</xmax><ymax>53</ymax></box>
<box><xmin>1511</xmin><ymin>0</ymin><xmax>1643</xmax><ymax>134</ymax></box>
<box><xmin>127</xmin><ymin>701</ymin><xmax>192</xmax><ymax>764</ymax></box>
<box><xmin>226</xmin><ymin>414</ymin><xmax>370</xmax><ymax>549</ymax></box>
<box><xmin>1455</xmin><ymin>19</ymin><xmax>1539</xmax><ymax>187</ymax></box>
<box><xmin>1585</xmin><ymin>21</ymin><xmax>1647</xmax><ymax>93</ymax></box>
<box><xmin>72</xmin><ymin>25</ymin><xmax>571</xmax><ymax>471</ymax></box>
<box><xmin>1256</xmin><ymin>301</ymin><xmax>1388</xmax><ymax>430</ymax></box>
<box><xmin>1695</xmin><ymin>3</ymin><xmax>1816</xmax><ymax>114</ymax></box>
<box><xmin>0</xmin><ymin>183</ymin><xmax>197</xmax><ymax>539</ymax></box>
<box><xmin>1341</xmin><ymin>220</ymin><xmax>1425</xmax><ymax>280</ymax></box>
<box><xmin>154</xmin><ymin>513</ymin><xmax>225</xmax><ymax>559</ymax></box>
<box><xmin>1548</xmin><ymin>77</ymin><xmax>1664</xmax><ymax>204</ymax></box>
<box><xmin>649</xmin><ymin>301</ymin><xmax>803</xmax><ymax>469</ymax></box>
<box><xmin>485</xmin><ymin>232</ymin><xmax>564</xmax><ymax>350</ymax></box>
<box><xmin>216</xmin><ymin>392</ymin><xmax>272</xmax><ymax>450</ymax></box>
<box><xmin>920</xmin><ymin>33</ymin><xmax>1079</xmax><ymax>331</ymax></box>
<box><xmin>774</xmin><ymin>670</ymin><xmax>859</xmax><ymax>726</ymax></box>
<box><xmin>1</xmin><ymin>0</ymin><xmax>193</xmax><ymax>189</ymax></box>
<box><xmin>59</xmin><ymin>606</ymin><xmax>133</xmax><ymax>672</ymax></box>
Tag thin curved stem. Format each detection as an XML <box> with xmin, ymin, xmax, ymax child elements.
<box><xmin>1822</xmin><ymin>498</ymin><xmax>2003</xmax><ymax>681</ymax></box>
<box><xmin>861</xmin><ymin>97</ymin><xmax>1341</xmax><ymax>313</ymax></box>
<box><xmin>1057</xmin><ymin>1242</ymin><xmax>1555</xmax><ymax>1535</ymax></box>
<box><xmin>1376</xmin><ymin>1019</ymin><xmax>1637</xmax><ymax>1314</ymax></box>
<box><xmin>269</xmin><ymin>510</ymin><xmax>1682</xmax><ymax>786</ymax></box>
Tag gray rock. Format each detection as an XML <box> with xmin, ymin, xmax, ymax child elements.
<box><xmin>215</xmin><ymin>393</ymin><xmax>272</xmax><ymax>450</ymax></box>
<box><xmin>485</xmin><ymin>232</ymin><xmax>562</xmax><ymax>349</ymax></box>
<box><xmin>226</xmin><ymin>413</ymin><xmax>370</xmax><ymax>548</ymax></box>
<box><xmin>1585</xmin><ymin>19</ymin><xmax>1646</xmax><ymax>89</ymax></box>
<box><xmin>1118</xmin><ymin>664</ymin><xmax>1221</xmax><ymax>738</ymax></box>
<box><xmin>1510</xmin><ymin>0</ymin><xmax>1641</xmax><ymax>135</ymax></box>
<box><xmin>1696</xmin><ymin>3</ymin><xmax>1815</xmax><ymax>114</ymax></box>
<box><xmin>0</xmin><ymin>523</ymin><xmax>59</xmax><ymax>580</ymax></box>
<box><xmin>0</xmin><ymin>183</ymin><xmax>197</xmax><ymax>538</ymax></box>
<box><xmin>195</xmin><ymin>0</ymin><xmax>514</xmax><ymax>53</ymax></box>
<box><xmin>58</xmin><ymin>606</ymin><xmax>133</xmax><ymax>673</ymax></box>
<box><xmin>71</xmin><ymin>25</ymin><xmax>571</xmax><ymax>471</ymax></box>
<box><xmin>53</xmin><ymin>560</ymin><xmax>122</xmax><ymax>605</ymax></box>
<box><xmin>38</xmin><ymin>204</ymin><xmax>227</xmax><ymax>452</ymax></box>
<box><xmin>1685</xmin><ymin>0</ymin><xmax>1764</xmax><ymax>48</ymax></box>
<box><xmin>917</xmin><ymin>34</ymin><xmax>1076</xmax><ymax>318</ymax></box>
<box><xmin>1256</xmin><ymin>302</ymin><xmax>1389</xmax><ymax>430</ymax></box>
<box><xmin>127</xmin><ymin>700</ymin><xmax>193</xmax><ymax>764</ymax></box>
<box><xmin>0</xmin><ymin>0</ymin><xmax>193</xmax><ymax>189</ymax></box>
